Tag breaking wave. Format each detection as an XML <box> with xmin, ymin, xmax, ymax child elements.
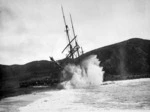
<box><xmin>60</xmin><ymin>55</ymin><xmax>104</xmax><ymax>89</ymax></box>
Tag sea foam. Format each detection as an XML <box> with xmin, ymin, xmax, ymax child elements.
<box><xmin>61</xmin><ymin>55</ymin><xmax>104</xmax><ymax>89</ymax></box>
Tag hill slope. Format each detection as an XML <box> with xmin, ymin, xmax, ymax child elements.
<box><xmin>76</xmin><ymin>38</ymin><xmax>150</xmax><ymax>80</ymax></box>
<box><xmin>0</xmin><ymin>38</ymin><xmax>150</xmax><ymax>98</ymax></box>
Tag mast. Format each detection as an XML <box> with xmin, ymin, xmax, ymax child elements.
<box><xmin>70</xmin><ymin>14</ymin><xmax>80</xmax><ymax>57</ymax></box>
<box><xmin>81</xmin><ymin>47</ymin><xmax>84</xmax><ymax>54</ymax></box>
<box><xmin>61</xmin><ymin>6</ymin><xmax>74</xmax><ymax>59</ymax></box>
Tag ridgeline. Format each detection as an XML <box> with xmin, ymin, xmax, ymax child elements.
<box><xmin>0</xmin><ymin>38</ymin><xmax>150</xmax><ymax>99</ymax></box>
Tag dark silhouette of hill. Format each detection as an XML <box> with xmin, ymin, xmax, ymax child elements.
<box><xmin>0</xmin><ymin>38</ymin><xmax>150</xmax><ymax>99</ymax></box>
<box><xmin>75</xmin><ymin>38</ymin><xmax>150</xmax><ymax>80</ymax></box>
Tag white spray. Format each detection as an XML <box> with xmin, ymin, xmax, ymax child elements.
<box><xmin>61</xmin><ymin>55</ymin><xmax>104</xmax><ymax>89</ymax></box>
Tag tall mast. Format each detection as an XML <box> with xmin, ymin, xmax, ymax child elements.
<box><xmin>61</xmin><ymin>6</ymin><xmax>74</xmax><ymax>59</ymax></box>
<box><xmin>70</xmin><ymin>14</ymin><xmax>80</xmax><ymax>57</ymax></box>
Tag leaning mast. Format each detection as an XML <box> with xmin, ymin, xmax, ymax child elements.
<box><xmin>61</xmin><ymin>6</ymin><xmax>74</xmax><ymax>59</ymax></box>
<box><xmin>61</xmin><ymin>6</ymin><xmax>84</xmax><ymax>59</ymax></box>
<box><xmin>69</xmin><ymin>14</ymin><xmax>80</xmax><ymax>57</ymax></box>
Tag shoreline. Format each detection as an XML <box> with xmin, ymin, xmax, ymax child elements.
<box><xmin>19</xmin><ymin>78</ymin><xmax>150</xmax><ymax>112</ymax></box>
<box><xmin>1</xmin><ymin>78</ymin><xmax>150</xmax><ymax>112</ymax></box>
<box><xmin>0</xmin><ymin>91</ymin><xmax>48</xmax><ymax>112</ymax></box>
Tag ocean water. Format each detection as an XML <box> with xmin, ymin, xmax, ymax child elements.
<box><xmin>19</xmin><ymin>78</ymin><xmax>150</xmax><ymax>112</ymax></box>
<box><xmin>1</xmin><ymin>55</ymin><xmax>150</xmax><ymax>112</ymax></box>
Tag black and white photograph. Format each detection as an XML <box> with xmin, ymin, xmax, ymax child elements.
<box><xmin>0</xmin><ymin>0</ymin><xmax>150</xmax><ymax>112</ymax></box>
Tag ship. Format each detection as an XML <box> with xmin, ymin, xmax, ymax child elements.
<box><xmin>50</xmin><ymin>6</ymin><xmax>84</xmax><ymax>67</ymax></box>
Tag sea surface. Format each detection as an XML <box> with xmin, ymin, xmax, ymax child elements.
<box><xmin>1</xmin><ymin>78</ymin><xmax>150</xmax><ymax>112</ymax></box>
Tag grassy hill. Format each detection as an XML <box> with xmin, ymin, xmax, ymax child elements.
<box><xmin>0</xmin><ymin>38</ymin><xmax>150</xmax><ymax>99</ymax></box>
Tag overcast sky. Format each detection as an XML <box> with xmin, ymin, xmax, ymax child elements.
<box><xmin>0</xmin><ymin>0</ymin><xmax>150</xmax><ymax>65</ymax></box>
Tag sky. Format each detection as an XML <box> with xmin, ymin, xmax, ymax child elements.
<box><xmin>0</xmin><ymin>0</ymin><xmax>150</xmax><ymax>65</ymax></box>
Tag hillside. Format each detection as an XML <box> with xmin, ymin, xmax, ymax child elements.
<box><xmin>0</xmin><ymin>38</ymin><xmax>150</xmax><ymax>99</ymax></box>
<box><xmin>76</xmin><ymin>38</ymin><xmax>150</xmax><ymax>80</ymax></box>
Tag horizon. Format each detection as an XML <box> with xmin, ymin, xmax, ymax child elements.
<box><xmin>0</xmin><ymin>0</ymin><xmax>150</xmax><ymax>65</ymax></box>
